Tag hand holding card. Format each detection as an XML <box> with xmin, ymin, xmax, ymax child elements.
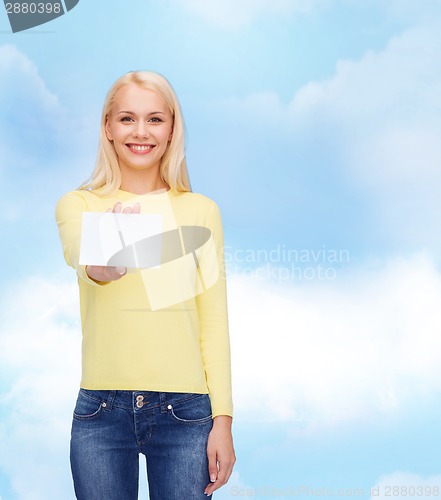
<box><xmin>79</xmin><ymin>201</ymin><xmax>163</xmax><ymax>283</ymax></box>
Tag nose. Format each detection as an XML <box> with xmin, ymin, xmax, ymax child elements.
<box><xmin>134</xmin><ymin>120</ymin><xmax>149</xmax><ymax>138</ymax></box>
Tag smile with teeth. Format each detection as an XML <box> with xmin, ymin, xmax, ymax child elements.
<box><xmin>127</xmin><ymin>144</ymin><xmax>155</xmax><ymax>152</ymax></box>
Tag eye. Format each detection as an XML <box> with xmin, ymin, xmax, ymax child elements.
<box><xmin>120</xmin><ymin>116</ymin><xmax>134</xmax><ymax>122</ymax></box>
<box><xmin>149</xmin><ymin>116</ymin><xmax>163</xmax><ymax>123</ymax></box>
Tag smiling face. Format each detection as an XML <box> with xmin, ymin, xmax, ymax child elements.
<box><xmin>105</xmin><ymin>83</ymin><xmax>174</xmax><ymax>184</ymax></box>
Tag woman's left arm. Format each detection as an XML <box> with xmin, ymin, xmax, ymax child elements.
<box><xmin>195</xmin><ymin>200</ymin><xmax>236</xmax><ymax>494</ymax></box>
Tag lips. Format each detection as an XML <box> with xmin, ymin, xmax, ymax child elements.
<box><xmin>126</xmin><ymin>143</ymin><xmax>156</xmax><ymax>154</ymax></box>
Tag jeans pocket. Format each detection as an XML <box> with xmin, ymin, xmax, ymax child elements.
<box><xmin>73</xmin><ymin>389</ymin><xmax>104</xmax><ymax>421</ymax></box>
<box><xmin>167</xmin><ymin>394</ymin><xmax>212</xmax><ymax>424</ymax></box>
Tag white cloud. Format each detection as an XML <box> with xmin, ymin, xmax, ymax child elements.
<box><xmin>0</xmin><ymin>44</ymin><xmax>66</xmax><ymax>162</ymax></box>
<box><xmin>256</xmin><ymin>21</ymin><xmax>441</xmax><ymax>183</ymax></box>
<box><xmin>229</xmin><ymin>252</ymin><xmax>441</xmax><ymax>424</ymax></box>
<box><xmin>0</xmin><ymin>44</ymin><xmax>60</xmax><ymax>108</ymax></box>
<box><xmin>165</xmin><ymin>0</ymin><xmax>330</xmax><ymax>29</ymax></box>
<box><xmin>291</xmin><ymin>22</ymin><xmax>441</xmax><ymax>246</ymax></box>
<box><xmin>370</xmin><ymin>471</ymin><xmax>441</xmax><ymax>500</ymax></box>
<box><xmin>222</xmin><ymin>20</ymin><xmax>441</xmax><ymax>247</ymax></box>
<box><xmin>289</xmin><ymin>22</ymin><xmax>441</xmax><ymax>174</ymax></box>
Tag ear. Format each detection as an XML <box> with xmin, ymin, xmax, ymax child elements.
<box><xmin>105</xmin><ymin>117</ymin><xmax>113</xmax><ymax>141</ymax></box>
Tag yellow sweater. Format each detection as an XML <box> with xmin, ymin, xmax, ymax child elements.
<box><xmin>55</xmin><ymin>187</ymin><xmax>233</xmax><ymax>418</ymax></box>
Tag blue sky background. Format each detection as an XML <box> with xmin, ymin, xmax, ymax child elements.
<box><xmin>1</xmin><ymin>1</ymin><xmax>441</xmax><ymax>498</ymax></box>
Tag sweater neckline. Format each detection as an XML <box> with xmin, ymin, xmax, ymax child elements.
<box><xmin>116</xmin><ymin>188</ymin><xmax>173</xmax><ymax>198</ymax></box>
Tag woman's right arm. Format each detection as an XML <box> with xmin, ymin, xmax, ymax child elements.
<box><xmin>55</xmin><ymin>193</ymin><xmax>139</xmax><ymax>284</ymax></box>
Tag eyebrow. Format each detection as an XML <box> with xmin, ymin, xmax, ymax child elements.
<box><xmin>116</xmin><ymin>111</ymin><xmax>166</xmax><ymax>115</ymax></box>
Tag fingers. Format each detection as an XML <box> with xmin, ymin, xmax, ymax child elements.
<box><xmin>86</xmin><ymin>265</ymin><xmax>127</xmax><ymax>283</ymax></box>
<box><xmin>108</xmin><ymin>202</ymin><xmax>141</xmax><ymax>214</ymax></box>
<box><xmin>204</xmin><ymin>454</ymin><xmax>236</xmax><ymax>496</ymax></box>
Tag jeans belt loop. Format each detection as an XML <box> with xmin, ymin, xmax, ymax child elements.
<box><xmin>104</xmin><ymin>390</ymin><xmax>116</xmax><ymax>410</ymax></box>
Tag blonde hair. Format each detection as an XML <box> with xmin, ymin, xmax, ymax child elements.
<box><xmin>80</xmin><ymin>71</ymin><xmax>191</xmax><ymax>194</ymax></box>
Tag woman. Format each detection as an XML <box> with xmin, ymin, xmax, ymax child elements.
<box><xmin>56</xmin><ymin>71</ymin><xmax>235</xmax><ymax>499</ymax></box>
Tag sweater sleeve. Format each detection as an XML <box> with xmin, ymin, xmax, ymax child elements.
<box><xmin>55</xmin><ymin>191</ymin><xmax>105</xmax><ymax>287</ymax></box>
<box><xmin>196</xmin><ymin>202</ymin><xmax>233</xmax><ymax>418</ymax></box>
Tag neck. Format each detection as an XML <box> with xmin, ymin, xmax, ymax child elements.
<box><xmin>119</xmin><ymin>167</ymin><xmax>169</xmax><ymax>195</ymax></box>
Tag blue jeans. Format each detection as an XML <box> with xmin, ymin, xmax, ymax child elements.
<box><xmin>70</xmin><ymin>389</ymin><xmax>214</xmax><ymax>499</ymax></box>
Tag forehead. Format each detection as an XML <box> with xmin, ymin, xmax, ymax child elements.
<box><xmin>112</xmin><ymin>84</ymin><xmax>170</xmax><ymax>114</ymax></box>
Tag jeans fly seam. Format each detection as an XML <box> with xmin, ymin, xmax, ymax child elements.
<box><xmin>134</xmin><ymin>410</ymin><xmax>152</xmax><ymax>449</ymax></box>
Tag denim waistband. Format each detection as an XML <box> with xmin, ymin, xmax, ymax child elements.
<box><xmin>78</xmin><ymin>389</ymin><xmax>210</xmax><ymax>413</ymax></box>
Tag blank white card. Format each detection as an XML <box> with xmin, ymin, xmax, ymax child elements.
<box><xmin>79</xmin><ymin>212</ymin><xmax>163</xmax><ymax>267</ymax></box>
